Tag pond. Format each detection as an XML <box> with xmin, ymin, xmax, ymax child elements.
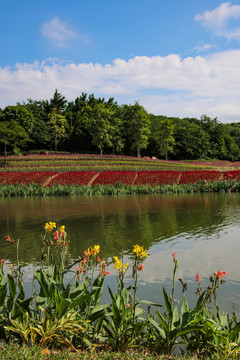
<box><xmin>0</xmin><ymin>193</ymin><xmax>239</xmax><ymax>314</ymax></box>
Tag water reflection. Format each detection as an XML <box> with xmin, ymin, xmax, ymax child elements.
<box><xmin>0</xmin><ymin>193</ymin><xmax>239</xmax><ymax>313</ymax></box>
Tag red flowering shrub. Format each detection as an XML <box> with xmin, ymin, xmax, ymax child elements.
<box><xmin>180</xmin><ymin>171</ymin><xmax>222</xmax><ymax>184</ymax></box>
<box><xmin>92</xmin><ymin>171</ymin><xmax>137</xmax><ymax>185</ymax></box>
<box><xmin>47</xmin><ymin>172</ymin><xmax>99</xmax><ymax>186</ymax></box>
<box><xmin>0</xmin><ymin>172</ymin><xmax>57</xmax><ymax>185</ymax></box>
<box><xmin>134</xmin><ymin>171</ymin><xmax>181</xmax><ymax>185</ymax></box>
<box><xmin>223</xmin><ymin>170</ymin><xmax>240</xmax><ymax>180</ymax></box>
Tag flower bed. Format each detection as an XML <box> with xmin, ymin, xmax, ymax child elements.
<box><xmin>0</xmin><ymin>172</ymin><xmax>57</xmax><ymax>185</ymax></box>
<box><xmin>134</xmin><ymin>171</ymin><xmax>181</xmax><ymax>185</ymax></box>
<box><xmin>47</xmin><ymin>172</ymin><xmax>99</xmax><ymax>186</ymax></box>
<box><xmin>180</xmin><ymin>171</ymin><xmax>222</xmax><ymax>184</ymax></box>
<box><xmin>223</xmin><ymin>170</ymin><xmax>240</xmax><ymax>180</ymax></box>
<box><xmin>92</xmin><ymin>171</ymin><xmax>137</xmax><ymax>185</ymax></box>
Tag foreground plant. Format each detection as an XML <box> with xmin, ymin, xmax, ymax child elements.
<box><xmin>1</xmin><ymin>226</ymin><xmax>240</xmax><ymax>357</ymax></box>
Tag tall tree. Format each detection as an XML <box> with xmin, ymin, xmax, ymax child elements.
<box><xmin>124</xmin><ymin>102</ymin><xmax>150</xmax><ymax>157</ymax></box>
<box><xmin>173</xmin><ymin>118</ymin><xmax>210</xmax><ymax>159</ymax></box>
<box><xmin>20</xmin><ymin>99</ymin><xmax>51</xmax><ymax>149</ymax></box>
<box><xmin>85</xmin><ymin>103</ymin><xmax>113</xmax><ymax>155</ymax></box>
<box><xmin>48</xmin><ymin>108</ymin><xmax>67</xmax><ymax>153</ymax></box>
<box><xmin>149</xmin><ymin>115</ymin><xmax>175</xmax><ymax>159</ymax></box>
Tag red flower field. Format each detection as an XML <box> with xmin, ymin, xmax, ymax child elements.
<box><xmin>0</xmin><ymin>170</ymin><xmax>238</xmax><ymax>187</ymax></box>
<box><xmin>224</xmin><ymin>170</ymin><xmax>240</xmax><ymax>180</ymax></box>
<box><xmin>179</xmin><ymin>171</ymin><xmax>222</xmax><ymax>184</ymax></box>
<box><xmin>92</xmin><ymin>171</ymin><xmax>137</xmax><ymax>185</ymax></box>
<box><xmin>134</xmin><ymin>171</ymin><xmax>181</xmax><ymax>185</ymax></box>
<box><xmin>47</xmin><ymin>172</ymin><xmax>99</xmax><ymax>186</ymax></box>
<box><xmin>0</xmin><ymin>172</ymin><xmax>57</xmax><ymax>185</ymax></box>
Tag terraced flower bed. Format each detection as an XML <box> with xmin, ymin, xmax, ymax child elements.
<box><xmin>179</xmin><ymin>171</ymin><xmax>222</xmax><ymax>184</ymax></box>
<box><xmin>92</xmin><ymin>171</ymin><xmax>137</xmax><ymax>185</ymax></box>
<box><xmin>135</xmin><ymin>171</ymin><xmax>181</xmax><ymax>185</ymax></box>
<box><xmin>0</xmin><ymin>172</ymin><xmax>57</xmax><ymax>185</ymax></box>
<box><xmin>224</xmin><ymin>170</ymin><xmax>240</xmax><ymax>180</ymax></box>
<box><xmin>47</xmin><ymin>171</ymin><xmax>99</xmax><ymax>186</ymax></box>
<box><xmin>0</xmin><ymin>169</ymin><xmax>239</xmax><ymax>187</ymax></box>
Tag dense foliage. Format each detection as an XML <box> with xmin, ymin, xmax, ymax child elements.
<box><xmin>1</xmin><ymin>90</ymin><xmax>240</xmax><ymax>161</ymax></box>
<box><xmin>0</xmin><ymin>224</ymin><xmax>238</xmax><ymax>359</ymax></box>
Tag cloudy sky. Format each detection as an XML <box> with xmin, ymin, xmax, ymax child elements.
<box><xmin>1</xmin><ymin>0</ymin><xmax>240</xmax><ymax>122</ymax></box>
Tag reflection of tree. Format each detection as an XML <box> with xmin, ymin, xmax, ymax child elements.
<box><xmin>0</xmin><ymin>194</ymin><xmax>234</xmax><ymax>264</ymax></box>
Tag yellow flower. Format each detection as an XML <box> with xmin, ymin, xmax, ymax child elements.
<box><xmin>59</xmin><ymin>225</ymin><xmax>65</xmax><ymax>233</ymax></box>
<box><xmin>113</xmin><ymin>256</ymin><xmax>128</xmax><ymax>274</ymax></box>
<box><xmin>44</xmin><ymin>222</ymin><xmax>56</xmax><ymax>232</ymax></box>
<box><xmin>132</xmin><ymin>244</ymin><xmax>149</xmax><ymax>258</ymax></box>
<box><xmin>93</xmin><ymin>245</ymin><xmax>100</xmax><ymax>254</ymax></box>
<box><xmin>86</xmin><ymin>245</ymin><xmax>100</xmax><ymax>257</ymax></box>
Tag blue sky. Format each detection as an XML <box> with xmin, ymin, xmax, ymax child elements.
<box><xmin>1</xmin><ymin>0</ymin><xmax>240</xmax><ymax>122</ymax></box>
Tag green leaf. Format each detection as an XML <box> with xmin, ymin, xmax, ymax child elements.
<box><xmin>7</xmin><ymin>273</ymin><xmax>16</xmax><ymax>299</ymax></box>
<box><xmin>172</xmin><ymin>305</ymin><xmax>179</xmax><ymax>330</ymax></box>
<box><xmin>58</xmin><ymin>299</ymin><xmax>71</xmax><ymax>317</ymax></box>
<box><xmin>139</xmin><ymin>300</ymin><xmax>162</xmax><ymax>307</ymax></box>
<box><xmin>89</xmin><ymin>304</ymin><xmax>108</xmax><ymax>322</ymax></box>
<box><xmin>163</xmin><ymin>287</ymin><xmax>172</xmax><ymax>316</ymax></box>
<box><xmin>148</xmin><ymin>316</ymin><xmax>166</xmax><ymax>339</ymax></box>
<box><xmin>0</xmin><ymin>284</ymin><xmax>7</xmax><ymax>306</ymax></box>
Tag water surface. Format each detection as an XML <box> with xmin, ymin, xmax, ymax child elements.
<box><xmin>0</xmin><ymin>193</ymin><xmax>239</xmax><ymax>313</ymax></box>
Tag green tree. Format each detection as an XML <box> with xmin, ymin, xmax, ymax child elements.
<box><xmin>65</xmin><ymin>93</ymin><xmax>92</xmax><ymax>153</ymax></box>
<box><xmin>124</xmin><ymin>102</ymin><xmax>150</xmax><ymax>157</ymax></box>
<box><xmin>173</xmin><ymin>118</ymin><xmax>210</xmax><ymax>159</ymax></box>
<box><xmin>20</xmin><ymin>99</ymin><xmax>51</xmax><ymax>150</ymax></box>
<box><xmin>0</xmin><ymin>120</ymin><xmax>30</xmax><ymax>161</ymax></box>
<box><xmin>85</xmin><ymin>103</ymin><xmax>113</xmax><ymax>155</ymax></box>
<box><xmin>48</xmin><ymin>108</ymin><xmax>67</xmax><ymax>153</ymax></box>
<box><xmin>1</xmin><ymin>105</ymin><xmax>35</xmax><ymax>136</ymax></box>
<box><xmin>149</xmin><ymin>115</ymin><xmax>175</xmax><ymax>160</ymax></box>
<box><xmin>45</xmin><ymin>89</ymin><xmax>67</xmax><ymax>114</ymax></box>
<box><xmin>109</xmin><ymin>105</ymin><xmax>125</xmax><ymax>155</ymax></box>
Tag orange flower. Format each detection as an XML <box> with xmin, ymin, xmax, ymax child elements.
<box><xmin>172</xmin><ymin>251</ymin><xmax>177</xmax><ymax>259</ymax></box>
<box><xmin>214</xmin><ymin>270</ymin><xmax>227</xmax><ymax>279</ymax></box>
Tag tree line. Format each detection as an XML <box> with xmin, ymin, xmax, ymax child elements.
<box><xmin>1</xmin><ymin>89</ymin><xmax>240</xmax><ymax>160</ymax></box>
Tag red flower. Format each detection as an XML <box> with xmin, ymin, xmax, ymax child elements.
<box><xmin>139</xmin><ymin>264</ymin><xmax>144</xmax><ymax>271</ymax></box>
<box><xmin>103</xmin><ymin>271</ymin><xmax>110</xmax><ymax>277</ymax></box>
<box><xmin>5</xmin><ymin>236</ymin><xmax>11</xmax><ymax>242</ymax></box>
<box><xmin>172</xmin><ymin>251</ymin><xmax>177</xmax><ymax>260</ymax></box>
<box><xmin>196</xmin><ymin>273</ymin><xmax>200</xmax><ymax>284</ymax></box>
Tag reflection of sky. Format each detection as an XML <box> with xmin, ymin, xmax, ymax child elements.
<box><xmin>1</xmin><ymin>193</ymin><xmax>240</xmax><ymax>314</ymax></box>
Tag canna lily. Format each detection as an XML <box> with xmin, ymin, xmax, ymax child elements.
<box><xmin>196</xmin><ymin>273</ymin><xmax>200</xmax><ymax>284</ymax></box>
<box><xmin>132</xmin><ymin>245</ymin><xmax>149</xmax><ymax>258</ymax></box>
<box><xmin>86</xmin><ymin>245</ymin><xmax>100</xmax><ymax>257</ymax></box>
<box><xmin>113</xmin><ymin>256</ymin><xmax>128</xmax><ymax>274</ymax></box>
<box><xmin>214</xmin><ymin>270</ymin><xmax>227</xmax><ymax>279</ymax></box>
<box><xmin>59</xmin><ymin>225</ymin><xmax>65</xmax><ymax>234</ymax></box>
<box><xmin>44</xmin><ymin>222</ymin><xmax>56</xmax><ymax>232</ymax></box>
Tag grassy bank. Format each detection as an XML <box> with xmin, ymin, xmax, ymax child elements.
<box><xmin>0</xmin><ymin>181</ymin><xmax>239</xmax><ymax>196</ymax></box>
<box><xmin>0</xmin><ymin>344</ymin><xmax>230</xmax><ymax>360</ymax></box>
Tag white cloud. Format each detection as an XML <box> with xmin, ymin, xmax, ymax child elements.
<box><xmin>41</xmin><ymin>17</ymin><xmax>79</xmax><ymax>47</ymax></box>
<box><xmin>1</xmin><ymin>51</ymin><xmax>240</xmax><ymax>122</ymax></box>
<box><xmin>195</xmin><ymin>2</ymin><xmax>240</xmax><ymax>40</ymax></box>
<box><xmin>193</xmin><ymin>43</ymin><xmax>216</xmax><ymax>53</ymax></box>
